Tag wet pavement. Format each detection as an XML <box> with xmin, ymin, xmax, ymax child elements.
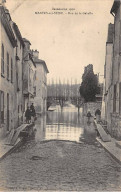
<box><xmin>0</xmin><ymin>105</ymin><xmax>121</xmax><ymax>191</ymax></box>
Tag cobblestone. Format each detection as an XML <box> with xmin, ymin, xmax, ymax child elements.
<box><xmin>0</xmin><ymin>140</ymin><xmax>121</xmax><ymax>191</ymax></box>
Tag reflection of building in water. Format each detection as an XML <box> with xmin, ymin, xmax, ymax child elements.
<box><xmin>45</xmin><ymin>124</ymin><xmax>84</xmax><ymax>142</ymax></box>
<box><xmin>46</xmin><ymin>107</ymin><xmax>84</xmax><ymax>142</ymax></box>
<box><xmin>47</xmin><ymin>107</ymin><xmax>83</xmax><ymax>126</ymax></box>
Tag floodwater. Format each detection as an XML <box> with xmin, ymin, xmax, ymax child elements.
<box><xmin>1</xmin><ymin>104</ymin><xmax>121</xmax><ymax>191</ymax></box>
<box><xmin>35</xmin><ymin>104</ymin><xmax>96</xmax><ymax>143</ymax></box>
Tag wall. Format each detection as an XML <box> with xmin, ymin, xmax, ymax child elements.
<box><xmin>13</xmin><ymin>34</ymin><xmax>24</xmax><ymax>128</ymax></box>
<box><xmin>34</xmin><ymin>62</ymin><xmax>47</xmax><ymax>114</ymax></box>
<box><xmin>34</xmin><ymin>63</ymin><xmax>42</xmax><ymax>113</ymax></box>
<box><xmin>110</xmin><ymin>4</ymin><xmax>121</xmax><ymax>139</ymax></box>
<box><xmin>104</xmin><ymin>41</ymin><xmax>113</xmax><ymax>132</ymax></box>
<box><xmin>111</xmin><ymin>113</ymin><xmax>121</xmax><ymax>140</ymax></box>
<box><xmin>23</xmin><ymin>41</ymin><xmax>36</xmax><ymax>111</ymax></box>
<box><xmin>0</xmin><ymin>22</ymin><xmax>15</xmax><ymax>138</ymax></box>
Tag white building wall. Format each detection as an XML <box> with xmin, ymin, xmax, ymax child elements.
<box><xmin>34</xmin><ymin>62</ymin><xmax>48</xmax><ymax>114</ymax></box>
<box><xmin>0</xmin><ymin>22</ymin><xmax>15</xmax><ymax>138</ymax></box>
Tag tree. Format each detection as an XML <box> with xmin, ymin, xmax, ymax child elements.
<box><xmin>79</xmin><ymin>64</ymin><xmax>100</xmax><ymax>102</ymax></box>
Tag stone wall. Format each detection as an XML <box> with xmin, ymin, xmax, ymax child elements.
<box><xmin>111</xmin><ymin>113</ymin><xmax>121</xmax><ymax>140</ymax></box>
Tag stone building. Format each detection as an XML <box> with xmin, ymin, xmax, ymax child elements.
<box><xmin>103</xmin><ymin>23</ymin><xmax>114</xmax><ymax>133</ymax></box>
<box><xmin>104</xmin><ymin>0</ymin><xmax>121</xmax><ymax>139</ymax></box>
<box><xmin>0</xmin><ymin>1</ymin><xmax>49</xmax><ymax>139</ymax></box>
<box><xmin>0</xmin><ymin>5</ymin><xmax>16</xmax><ymax>138</ymax></box>
<box><xmin>23</xmin><ymin>39</ymin><xmax>36</xmax><ymax>111</ymax></box>
<box><xmin>12</xmin><ymin>22</ymin><xmax>24</xmax><ymax>128</ymax></box>
<box><xmin>0</xmin><ymin>3</ymin><xmax>36</xmax><ymax>138</ymax></box>
<box><xmin>32</xmin><ymin>50</ymin><xmax>49</xmax><ymax>114</ymax></box>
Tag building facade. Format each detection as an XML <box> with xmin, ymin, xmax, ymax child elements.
<box><xmin>23</xmin><ymin>39</ymin><xmax>36</xmax><ymax>111</ymax></box>
<box><xmin>0</xmin><ymin>5</ymin><xmax>16</xmax><ymax>138</ymax></box>
<box><xmin>104</xmin><ymin>0</ymin><xmax>121</xmax><ymax>139</ymax></box>
<box><xmin>12</xmin><ymin>22</ymin><xmax>24</xmax><ymax>128</ymax></box>
<box><xmin>0</xmin><ymin>1</ymin><xmax>49</xmax><ymax>139</ymax></box>
<box><xmin>103</xmin><ymin>23</ymin><xmax>114</xmax><ymax>133</ymax></box>
<box><xmin>32</xmin><ymin>50</ymin><xmax>49</xmax><ymax>114</ymax></box>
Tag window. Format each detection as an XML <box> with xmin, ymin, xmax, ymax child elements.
<box><xmin>16</xmin><ymin>65</ymin><xmax>19</xmax><ymax>90</ymax></box>
<box><xmin>11</xmin><ymin>58</ymin><xmax>13</xmax><ymax>83</ymax></box>
<box><xmin>7</xmin><ymin>52</ymin><xmax>9</xmax><ymax>80</ymax></box>
<box><xmin>113</xmin><ymin>84</ymin><xmax>116</xmax><ymax>112</ymax></box>
<box><xmin>34</xmin><ymin>86</ymin><xmax>36</xmax><ymax>96</ymax></box>
<box><xmin>1</xmin><ymin>44</ymin><xmax>4</xmax><ymax>75</ymax></box>
<box><xmin>0</xmin><ymin>91</ymin><xmax>4</xmax><ymax>126</ymax></box>
<box><xmin>7</xmin><ymin>93</ymin><xmax>9</xmax><ymax>131</ymax></box>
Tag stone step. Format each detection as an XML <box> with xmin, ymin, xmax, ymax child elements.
<box><xmin>95</xmin><ymin>122</ymin><xmax>111</xmax><ymax>142</ymax></box>
<box><xmin>10</xmin><ymin>124</ymin><xmax>28</xmax><ymax>146</ymax></box>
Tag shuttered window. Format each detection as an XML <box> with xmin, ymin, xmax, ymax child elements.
<box><xmin>11</xmin><ymin>58</ymin><xmax>13</xmax><ymax>83</ymax></box>
<box><xmin>113</xmin><ymin>84</ymin><xmax>116</xmax><ymax>112</ymax></box>
<box><xmin>7</xmin><ymin>52</ymin><xmax>9</xmax><ymax>80</ymax></box>
<box><xmin>1</xmin><ymin>44</ymin><xmax>4</xmax><ymax>75</ymax></box>
<box><xmin>0</xmin><ymin>91</ymin><xmax>4</xmax><ymax>126</ymax></box>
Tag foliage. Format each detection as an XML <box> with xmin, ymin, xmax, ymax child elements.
<box><xmin>79</xmin><ymin>65</ymin><xmax>100</xmax><ymax>102</ymax></box>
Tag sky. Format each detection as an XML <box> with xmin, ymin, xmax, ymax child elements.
<box><xmin>6</xmin><ymin>0</ymin><xmax>114</xmax><ymax>84</ymax></box>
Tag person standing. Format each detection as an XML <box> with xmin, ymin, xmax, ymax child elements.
<box><xmin>25</xmin><ymin>106</ymin><xmax>31</xmax><ymax>124</ymax></box>
<box><xmin>86</xmin><ymin>110</ymin><xmax>92</xmax><ymax>124</ymax></box>
<box><xmin>95</xmin><ymin>109</ymin><xmax>101</xmax><ymax>123</ymax></box>
<box><xmin>30</xmin><ymin>103</ymin><xmax>36</xmax><ymax>123</ymax></box>
<box><xmin>30</xmin><ymin>103</ymin><xmax>34</xmax><ymax>112</ymax></box>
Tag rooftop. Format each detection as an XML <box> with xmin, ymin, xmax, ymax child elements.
<box><xmin>110</xmin><ymin>0</ymin><xmax>120</xmax><ymax>16</ymax></box>
<box><xmin>33</xmin><ymin>58</ymin><xmax>49</xmax><ymax>73</ymax></box>
<box><xmin>13</xmin><ymin>22</ymin><xmax>24</xmax><ymax>47</ymax></box>
<box><xmin>23</xmin><ymin>38</ymin><xmax>31</xmax><ymax>45</ymax></box>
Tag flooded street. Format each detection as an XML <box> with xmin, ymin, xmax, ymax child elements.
<box><xmin>35</xmin><ymin>105</ymin><xmax>84</xmax><ymax>143</ymax></box>
<box><xmin>0</xmin><ymin>106</ymin><xmax>121</xmax><ymax>191</ymax></box>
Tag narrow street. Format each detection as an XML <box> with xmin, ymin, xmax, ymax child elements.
<box><xmin>0</xmin><ymin>106</ymin><xmax>121</xmax><ymax>191</ymax></box>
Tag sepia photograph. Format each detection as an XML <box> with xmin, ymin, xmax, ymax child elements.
<box><xmin>0</xmin><ymin>0</ymin><xmax>121</xmax><ymax>192</ymax></box>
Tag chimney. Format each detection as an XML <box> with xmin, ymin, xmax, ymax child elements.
<box><xmin>0</xmin><ymin>0</ymin><xmax>6</xmax><ymax>7</ymax></box>
<box><xmin>32</xmin><ymin>50</ymin><xmax>39</xmax><ymax>59</ymax></box>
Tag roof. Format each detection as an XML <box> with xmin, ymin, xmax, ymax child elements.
<box><xmin>23</xmin><ymin>38</ymin><xmax>31</xmax><ymax>45</ymax></box>
<box><xmin>0</xmin><ymin>6</ymin><xmax>16</xmax><ymax>48</ymax></box>
<box><xmin>13</xmin><ymin>22</ymin><xmax>24</xmax><ymax>47</ymax></box>
<box><xmin>33</xmin><ymin>58</ymin><xmax>49</xmax><ymax>73</ymax></box>
<box><xmin>107</xmin><ymin>23</ymin><xmax>114</xmax><ymax>43</ymax></box>
<box><xmin>110</xmin><ymin>0</ymin><xmax>120</xmax><ymax>15</ymax></box>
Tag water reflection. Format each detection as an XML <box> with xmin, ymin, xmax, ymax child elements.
<box><xmin>35</xmin><ymin>106</ymin><xmax>84</xmax><ymax>142</ymax></box>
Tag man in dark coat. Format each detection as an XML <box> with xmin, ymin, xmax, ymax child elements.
<box><xmin>86</xmin><ymin>110</ymin><xmax>92</xmax><ymax>124</ymax></box>
<box><xmin>30</xmin><ymin>103</ymin><xmax>36</xmax><ymax>122</ymax></box>
<box><xmin>95</xmin><ymin>109</ymin><xmax>101</xmax><ymax>123</ymax></box>
<box><xmin>25</xmin><ymin>106</ymin><xmax>31</xmax><ymax>124</ymax></box>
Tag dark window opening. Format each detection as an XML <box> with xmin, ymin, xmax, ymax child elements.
<box><xmin>7</xmin><ymin>52</ymin><xmax>9</xmax><ymax>80</ymax></box>
<box><xmin>1</xmin><ymin>44</ymin><xmax>4</xmax><ymax>75</ymax></box>
<box><xmin>0</xmin><ymin>91</ymin><xmax>4</xmax><ymax>126</ymax></box>
<box><xmin>113</xmin><ymin>84</ymin><xmax>116</xmax><ymax>112</ymax></box>
<box><xmin>11</xmin><ymin>58</ymin><xmax>13</xmax><ymax>83</ymax></box>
